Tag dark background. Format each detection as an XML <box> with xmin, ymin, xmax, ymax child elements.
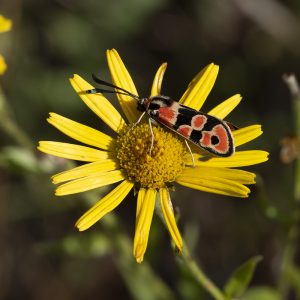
<box><xmin>0</xmin><ymin>0</ymin><xmax>299</xmax><ymax>299</ymax></box>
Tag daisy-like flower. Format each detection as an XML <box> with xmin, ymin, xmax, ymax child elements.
<box><xmin>0</xmin><ymin>15</ymin><xmax>12</xmax><ymax>75</ymax></box>
<box><xmin>38</xmin><ymin>49</ymin><xmax>269</xmax><ymax>263</ymax></box>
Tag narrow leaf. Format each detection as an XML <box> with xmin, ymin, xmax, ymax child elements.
<box><xmin>224</xmin><ymin>255</ymin><xmax>263</xmax><ymax>298</ymax></box>
<box><xmin>243</xmin><ymin>286</ymin><xmax>280</xmax><ymax>300</ymax></box>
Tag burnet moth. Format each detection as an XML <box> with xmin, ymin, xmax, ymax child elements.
<box><xmin>86</xmin><ymin>74</ymin><xmax>235</xmax><ymax>158</ymax></box>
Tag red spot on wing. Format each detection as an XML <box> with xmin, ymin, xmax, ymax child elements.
<box><xmin>178</xmin><ymin>125</ymin><xmax>193</xmax><ymax>138</ymax></box>
<box><xmin>191</xmin><ymin>115</ymin><xmax>207</xmax><ymax>130</ymax></box>
<box><xmin>213</xmin><ymin>124</ymin><xmax>229</xmax><ymax>153</ymax></box>
<box><xmin>158</xmin><ymin>107</ymin><xmax>177</xmax><ymax>125</ymax></box>
<box><xmin>200</xmin><ymin>124</ymin><xmax>230</xmax><ymax>155</ymax></box>
<box><xmin>200</xmin><ymin>132</ymin><xmax>212</xmax><ymax>147</ymax></box>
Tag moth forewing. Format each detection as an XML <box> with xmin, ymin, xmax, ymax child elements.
<box><xmin>144</xmin><ymin>97</ymin><xmax>235</xmax><ymax>157</ymax></box>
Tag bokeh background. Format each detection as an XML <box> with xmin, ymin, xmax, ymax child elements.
<box><xmin>0</xmin><ymin>0</ymin><xmax>300</xmax><ymax>299</ymax></box>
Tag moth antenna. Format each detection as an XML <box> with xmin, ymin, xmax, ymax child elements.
<box><xmin>86</xmin><ymin>87</ymin><xmax>136</xmax><ymax>98</ymax></box>
<box><xmin>92</xmin><ymin>74</ymin><xmax>140</xmax><ymax>100</ymax></box>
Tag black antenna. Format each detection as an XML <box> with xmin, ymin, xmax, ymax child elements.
<box><xmin>88</xmin><ymin>74</ymin><xmax>140</xmax><ymax>100</ymax></box>
<box><xmin>86</xmin><ymin>87</ymin><xmax>137</xmax><ymax>98</ymax></box>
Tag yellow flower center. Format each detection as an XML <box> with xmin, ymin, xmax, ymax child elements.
<box><xmin>116</xmin><ymin>123</ymin><xmax>186</xmax><ymax>189</ymax></box>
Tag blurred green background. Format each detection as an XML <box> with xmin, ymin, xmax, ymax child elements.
<box><xmin>0</xmin><ymin>0</ymin><xmax>300</xmax><ymax>299</ymax></box>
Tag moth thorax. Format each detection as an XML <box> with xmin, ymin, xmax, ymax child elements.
<box><xmin>147</xmin><ymin>96</ymin><xmax>173</xmax><ymax>111</ymax></box>
<box><xmin>137</xmin><ymin>98</ymin><xmax>148</xmax><ymax>112</ymax></box>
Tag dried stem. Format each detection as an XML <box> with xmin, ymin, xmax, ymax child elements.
<box><xmin>279</xmin><ymin>74</ymin><xmax>300</xmax><ymax>298</ymax></box>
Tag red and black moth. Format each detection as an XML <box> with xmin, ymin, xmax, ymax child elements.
<box><xmin>86</xmin><ymin>75</ymin><xmax>235</xmax><ymax>157</ymax></box>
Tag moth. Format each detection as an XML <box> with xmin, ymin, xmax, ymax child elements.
<box><xmin>86</xmin><ymin>75</ymin><xmax>235</xmax><ymax>157</ymax></box>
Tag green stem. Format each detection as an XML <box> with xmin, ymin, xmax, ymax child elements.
<box><xmin>155</xmin><ymin>203</ymin><xmax>225</xmax><ymax>300</ymax></box>
<box><xmin>181</xmin><ymin>246</ymin><xmax>225</xmax><ymax>300</ymax></box>
<box><xmin>0</xmin><ymin>86</ymin><xmax>34</xmax><ymax>151</ymax></box>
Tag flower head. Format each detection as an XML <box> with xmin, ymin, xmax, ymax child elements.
<box><xmin>0</xmin><ymin>15</ymin><xmax>12</xmax><ymax>75</ymax></box>
<box><xmin>38</xmin><ymin>49</ymin><xmax>269</xmax><ymax>263</ymax></box>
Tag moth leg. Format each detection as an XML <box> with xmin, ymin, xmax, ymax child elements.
<box><xmin>184</xmin><ymin>140</ymin><xmax>195</xmax><ymax>167</ymax></box>
<box><xmin>148</xmin><ymin>117</ymin><xmax>155</xmax><ymax>155</ymax></box>
<box><xmin>127</xmin><ymin>111</ymin><xmax>146</xmax><ymax>134</ymax></box>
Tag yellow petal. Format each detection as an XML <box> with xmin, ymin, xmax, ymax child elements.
<box><xmin>159</xmin><ymin>188</ymin><xmax>183</xmax><ymax>252</ymax></box>
<box><xmin>208</xmin><ymin>94</ymin><xmax>242</xmax><ymax>119</ymax></box>
<box><xmin>70</xmin><ymin>75</ymin><xmax>126</xmax><ymax>133</ymax></box>
<box><xmin>0</xmin><ymin>55</ymin><xmax>7</xmax><ymax>75</ymax></box>
<box><xmin>176</xmin><ymin>174</ymin><xmax>251</xmax><ymax>198</ymax></box>
<box><xmin>0</xmin><ymin>15</ymin><xmax>12</xmax><ymax>32</ymax></box>
<box><xmin>188</xmin><ymin>150</ymin><xmax>269</xmax><ymax>168</ymax></box>
<box><xmin>179</xmin><ymin>63</ymin><xmax>219</xmax><ymax>110</ymax></box>
<box><xmin>134</xmin><ymin>188</ymin><xmax>156</xmax><ymax>263</ymax></box>
<box><xmin>136</xmin><ymin>188</ymin><xmax>145</xmax><ymax>218</ymax></box>
<box><xmin>180</xmin><ymin>166</ymin><xmax>256</xmax><ymax>185</ymax></box>
<box><xmin>106</xmin><ymin>49</ymin><xmax>140</xmax><ymax>123</ymax></box>
<box><xmin>48</xmin><ymin>113</ymin><xmax>114</xmax><ymax>150</ymax></box>
<box><xmin>151</xmin><ymin>63</ymin><xmax>167</xmax><ymax>96</ymax></box>
<box><xmin>52</xmin><ymin>159</ymin><xmax>119</xmax><ymax>184</ymax></box>
<box><xmin>55</xmin><ymin>170</ymin><xmax>125</xmax><ymax>196</ymax></box>
<box><xmin>75</xmin><ymin>180</ymin><xmax>134</xmax><ymax>231</ymax></box>
<box><xmin>38</xmin><ymin>141</ymin><xmax>110</xmax><ymax>162</ymax></box>
<box><xmin>233</xmin><ymin>125</ymin><xmax>263</xmax><ymax>147</ymax></box>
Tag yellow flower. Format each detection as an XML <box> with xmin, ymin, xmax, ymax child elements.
<box><xmin>38</xmin><ymin>49</ymin><xmax>269</xmax><ymax>263</ymax></box>
<box><xmin>0</xmin><ymin>15</ymin><xmax>12</xmax><ymax>75</ymax></box>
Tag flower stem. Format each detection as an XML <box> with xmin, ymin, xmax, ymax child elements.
<box><xmin>279</xmin><ymin>74</ymin><xmax>300</xmax><ymax>298</ymax></box>
<box><xmin>155</xmin><ymin>202</ymin><xmax>225</xmax><ymax>300</ymax></box>
<box><xmin>283</xmin><ymin>74</ymin><xmax>300</xmax><ymax>201</ymax></box>
<box><xmin>181</xmin><ymin>245</ymin><xmax>225</xmax><ymax>300</ymax></box>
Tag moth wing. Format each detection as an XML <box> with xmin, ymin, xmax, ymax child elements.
<box><xmin>158</xmin><ymin>104</ymin><xmax>235</xmax><ymax>157</ymax></box>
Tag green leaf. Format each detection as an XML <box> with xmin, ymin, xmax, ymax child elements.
<box><xmin>243</xmin><ymin>286</ymin><xmax>280</xmax><ymax>300</ymax></box>
<box><xmin>224</xmin><ymin>255</ymin><xmax>263</xmax><ymax>298</ymax></box>
<box><xmin>0</xmin><ymin>146</ymin><xmax>40</xmax><ymax>173</ymax></box>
